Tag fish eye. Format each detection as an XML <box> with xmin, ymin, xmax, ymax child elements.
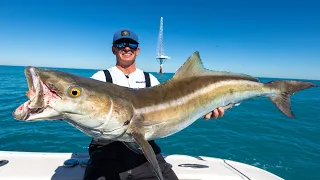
<box><xmin>68</xmin><ymin>87</ymin><xmax>81</xmax><ymax>98</ymax></box>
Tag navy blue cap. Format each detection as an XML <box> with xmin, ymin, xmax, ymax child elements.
<box><xmin>113</xmin><ymin>28</ymin><xmax>139</xmax><ymax>44</ymax></box>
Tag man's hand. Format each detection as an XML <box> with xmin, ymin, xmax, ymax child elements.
<box><xmin>204</xmin><ymin>107</ymin><xmax>228</xmax><ymax>120</ymax></box>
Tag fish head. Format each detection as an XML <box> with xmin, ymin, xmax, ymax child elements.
<box><xmin>12</xmin><ymin>66</ymin><xmax>115</xmax><ymax>130</ymax></box>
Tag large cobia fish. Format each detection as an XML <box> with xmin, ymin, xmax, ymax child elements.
<box><xmin>12</xmin><ymin>51</ymin><xmax>316</xmax><ymax>180</ymax></box>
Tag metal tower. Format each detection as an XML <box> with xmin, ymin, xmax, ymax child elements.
<box><xmin>156</xmin><ymin>17</ymin><xmax>170</xmax><ymax>74</ymax></box>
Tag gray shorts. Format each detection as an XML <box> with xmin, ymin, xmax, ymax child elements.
<box><xmin>91</xmin><ymin>154</ymin><xmax>178</xmax><ymax>180</ymax></box>
<box><xmin>118</xmin><ymin>154</ymin><xmax>179</xmax><ymax>180</ymax></box>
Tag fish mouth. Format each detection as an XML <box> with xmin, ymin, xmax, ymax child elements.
<box><xmin>12</xmin><ymin>67</ymin><xmax>62</xmax><ymax>121</ymax></box>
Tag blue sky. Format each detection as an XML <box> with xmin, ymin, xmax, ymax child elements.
<box><xmin>0</xmin><ymin>0</ymin><xmax>319</xmax><ymax>80</ymax></box>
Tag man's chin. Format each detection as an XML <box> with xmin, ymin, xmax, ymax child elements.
<box><xmin>118</xmin><ymin>58</ymin><xmax>135</xmax><ymax>66</ymax></box>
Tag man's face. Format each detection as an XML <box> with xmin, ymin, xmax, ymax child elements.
<box><xmin>112</xmin><ymin>39</ymin><xmax>140</xmax><ymax>66</ymax></box>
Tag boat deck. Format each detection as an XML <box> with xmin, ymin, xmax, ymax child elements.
<box><xmin>0</xmin><ymin>151</ymin><xmax>283</xmax><ymax>180</ymax></box>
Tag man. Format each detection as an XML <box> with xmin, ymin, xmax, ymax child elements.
<box><xmin>83</xmin><ymin>28</ymin><xmax>226</xmax><ymax>180</ymax></box>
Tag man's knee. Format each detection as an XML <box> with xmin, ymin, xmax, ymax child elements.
<box><xmin>83</xmin><ymin>150</ymin><xmax>121</xmax><ymax>180</ymax></box>
<box><xmin>119</xmin><ymin>154</ymin><xmax>179</xmax><ymax>180</ymax></box>
<box><xmin>156</xmin><ymin>154</ymin><xmax>179</xmax><ymax>180</ymax></box>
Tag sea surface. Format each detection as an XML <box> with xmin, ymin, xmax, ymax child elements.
<box><xmin>0</xmin><ymin>65</ymin><xmax>319</xmax><ymax>180</ymax></box>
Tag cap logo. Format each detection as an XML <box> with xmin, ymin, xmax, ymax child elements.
<box><xmin>121</xmin><ymin>30</ymin><xmax>130</xmax><ymax>36</ymax></box>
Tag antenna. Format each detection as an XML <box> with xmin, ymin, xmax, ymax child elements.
<box><xmin>156</xmin><ymin>17</ymin><xmax>170</xmax><ymax>74</ymax></box>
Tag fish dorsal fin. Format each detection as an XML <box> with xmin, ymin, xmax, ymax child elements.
<box><xmin>173</xmin><ymin>51</ymin><xmax>205</xmax><ymax>79</ymax></box>
<box><xmin>173</xmin><ymin>51</ymin><xmax>259</xmax><ymax>82</ymax></box>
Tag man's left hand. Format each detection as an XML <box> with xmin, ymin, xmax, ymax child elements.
<box><xmin>204</xmin><ymin>107</ymin><xmax>226</xmax><ymax>120</ymax></box>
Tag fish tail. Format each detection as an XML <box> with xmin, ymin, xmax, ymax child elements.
<box><xmin>265</xmin><ymin>80</ymin><xmax>317</xmax><ymax>118</ymax></box>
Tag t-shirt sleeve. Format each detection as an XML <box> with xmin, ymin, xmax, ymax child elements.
<box><xmin>149</xmin><ymin>73</ymin><xmax>160</xmax><ymax>87</ymax></box>
<box><xmin>91</xmin><ymin>71</ymin><xmax>106</xmax><ymax>82</ymax></box>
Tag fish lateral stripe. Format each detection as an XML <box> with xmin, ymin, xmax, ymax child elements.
<box><xmin>135</xmin><ymin>80</ymin><xmax>267</xmax><ymax>115</ymax></box>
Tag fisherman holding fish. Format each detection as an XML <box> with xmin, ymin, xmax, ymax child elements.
<box><xmin>83</xmin><ymin>29</ymin><xmax>226</xmax><ymax>180</ymax></box>
<box><xmin>12</xmin><ymin>29</ymin><xmax>316</xmax><ymax>180</ymax></box>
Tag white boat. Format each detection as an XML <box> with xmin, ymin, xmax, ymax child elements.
<box><xmin>0</xmin><ymin>151</ymin><xmax>283</xmax><ymax>180</ymax></box>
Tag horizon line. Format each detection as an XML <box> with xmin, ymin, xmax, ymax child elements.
<box><xmin>0</xmin><ymin>64</ymin><xmax>319</xmax><ymax>81</ymax></box>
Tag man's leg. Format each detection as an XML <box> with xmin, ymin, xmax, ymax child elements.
<box><xmin>119</xmin><ymin>154</ymin><xmax>179</xmax><ymax>180</ymax></box>
<box><xmin>83</xmin><ymin>146</ymin><xmax>121</xmax><ymax>180</ymax></box>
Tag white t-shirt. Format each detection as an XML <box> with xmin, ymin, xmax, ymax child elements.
<box><xmin>91</xmin><ymin>66</ymin><xmax>160</xmax><ymax>88</ymax></box>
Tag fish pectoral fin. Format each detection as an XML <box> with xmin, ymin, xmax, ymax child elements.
<box><xmin>122</xmin><ymin>142</ymin><xmax>143</xmax><ymax>154</ymax></box>
<box><xmin>132</xmin><ymin>132</ymin><xmax>164</xmax><ymax>180</ymax></box>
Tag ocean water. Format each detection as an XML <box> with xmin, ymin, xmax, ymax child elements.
<box><xmin>0</xmin><ymin>65</ymin><xmax>319</xmax><ymax>180</ymax></box>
